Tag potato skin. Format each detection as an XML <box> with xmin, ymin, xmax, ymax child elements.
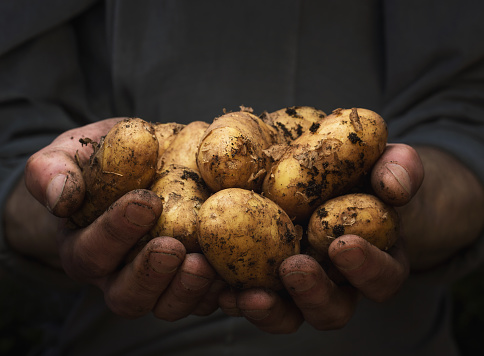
<box><xmin>159</xmin><ymin>121</ymin><xmax>209</xmax><ymax>172</ymax></box>
<box><xmin>261</xmin><ymin>106</ymin><xmax>327</xmax><ymax>144</ymax></box>
<box><xmin>307</xmin><ymin>193</ymin><xmax>399</xmax><ymax>257</ymax></box>
<box><xmin>197</xmin><ymin>188</ymin><xmax>301</xmax><ymax>290</ymax></box>
<box><xmin>153</xmin><ymin>122</ymin><xmax>185</xmax><ymax>170</ymax></box>
<box><xmin>70</xmin><ymin>118</ymin><xmax>158</xmax><ymax>227</ymax></box>
<box><xmin>196</xmin><ymin>111</ymin><xmax>277</xmax><ymax>192</ymax></box>
<box><xmin>262</xmin><ymin>108</ymin><xmax>388</xmax><ymax>222</ymax></box>
<box><xmin>150</xmin><ymin>164</ymin><xmax>211</xmax><ymax>253</ymax></box>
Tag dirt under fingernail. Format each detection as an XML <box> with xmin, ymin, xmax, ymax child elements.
<box><xmin>150</xmin><ymin>252</ymin><xmax>181</xmax><ymax>274</ymax></box>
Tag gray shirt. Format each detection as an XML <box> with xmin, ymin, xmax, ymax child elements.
<box><xmin>1</xmin><ymin>1</ymin><xmax>484</xmax><ymax>355</ymax></box>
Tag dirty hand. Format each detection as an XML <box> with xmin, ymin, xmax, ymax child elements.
<box><xmin>23</xmin><ymin>119</ymin><xmax>223</xmax><ymax>320</ymax></box>
<box><xmin>219</xmin><ymin>143</ymin><xmax>424</xmax><ymax>333</ymax></box>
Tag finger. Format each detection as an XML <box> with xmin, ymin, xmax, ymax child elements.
<box><xmin>235</xmin><ymin>288</ymin><xmax>304</xmax><ymax>334</ymax></box>
<box><xmin>218</xmin><ymin>288</ymin><xmax>243</xmax><ymax>317</ymax></box>
<box><xmin>329</xmin><ymin>235</ymin><xmax>409</xmax><ymax>303</ymax></box>
<box><xmin>280</xmin><ymin>254</ymin><xmax>358</xmax><ymax>330</ymax></box>
<box><xmin>371</xmin><ymin>143</ymin><xmax>424</xmax><ymax>206</ymax></box>
<box><xmin>58</xmin><ymin>189</ymin><xmax>162</xmax><ymax>283</ymax></box>
<box><xmin>24</xmin><ymin>118</ymin><xmax>123</xmax><ymax>216</ymax></box>
<box><xmin>103</xmin><ymin>236</ymin><xmax>186</xmax><ymax>318</ymax></box>
<box><xmin>153</xmin><ymin>253</ymin><xmax>216</xmax><ymax>322</ymax></box>
<box><xmin>191</xmin><ymin>278</ymin><xmax>228</xmax><ymax>316</ymax></box>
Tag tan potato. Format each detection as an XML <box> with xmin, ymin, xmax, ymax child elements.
<box><xmin>70</xmin><ymin>118</ymin><xmax>159</xmax><ymax>227</ymax></box>
<box><xmin>307</xmin><ymin>193</ymin><xmax>399</xmax><ymax>257</ymax></box>
<box><xmin>261</xmin><ymin>106</ymin><xmax>327</xmax><ymax>144</ymax></box>
<box><xmin>159</xmin><ymin>121</ymin><xmax>209</xmax><ymax>172</ymax></box>
<box><xmin>196</xmin><ymin>110</ymin><xmax>277</xmax><ymax>192</ymax></box>
<box><xmin>150</xmin><ymin>164</ymin><xmax>211</xmax><ymax>253</ymax></box>
<box><xmin>262</xmin><ymin>108</ymin><xmax>388</xmax><ymax>222</ymax></box>
<box><xmin>153</xmin><ymin>122</ymin><xmax>185</xmax><ymax>170</ymax></box>
<box><xmin>197</xmin><ymin>188</ymin><xmax>301</xmax><ymax>290</ymax></box>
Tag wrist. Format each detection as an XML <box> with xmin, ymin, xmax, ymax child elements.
<box><xmin>4</xmin><ymin>177</ymin><xmax>62</xmax><ymax>269</ymax></box>
<box><xmin>399</xmin><ymin>146</ymin><xmax>484</xmax><ymax>270</ymax></box>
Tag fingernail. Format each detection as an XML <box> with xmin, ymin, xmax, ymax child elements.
<box><xmin>332</xmin><ymin>247</ymin><xmax>366</xmax><ymax>270</ymax></box>
<box><xmin>242</xmin><ymin>309</ymin><xmax>270</xmax><ymax>321</ymax></box>
<box><xmin>282</xmin><ymin>271</ymin><xmax>316</xmax><ymax>293</ymax></box>
<box><xmin>180</xmin><ymin>272</ymin><xmax>210</xmax><ymax>291</ymax></box>
<box><xmin>125</xmin><ymin>203</ymin><xmax>156</xmax><ymax>226</ymax></box>
<box><xmin>385</xmin><ymin>163</ymin><xmax>411</xmax><ymax>195</ymax></box>
<box><xmin>150</xmin><ymin>252</ymin><xmax>181</xmax><ymax>274</ymax></box>
<box><xmin>46</xmin><ymin>174</ymin><xmax>67</xmax><ymax>212</ymax></box>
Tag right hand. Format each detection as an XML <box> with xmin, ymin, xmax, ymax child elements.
<box><xmin>19</xmin><ymin>118</ymin><xmax>224</xmax><ymax>320</ymax></box>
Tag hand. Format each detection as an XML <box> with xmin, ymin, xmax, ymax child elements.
<box><xmin>18</xmin><ymin>119</ymin><xmax>224</xmax><ymax>320</ymax></box>
<box><xmin>219</xmin><ymin>143</ymin><xmax>424</xmax><ymax>333</ymax></box>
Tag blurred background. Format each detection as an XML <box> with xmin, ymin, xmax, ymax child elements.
<box><xmin>1</xmin><ymin>263</ymin><xmax>484</xmax><ymax>355</ymax></box>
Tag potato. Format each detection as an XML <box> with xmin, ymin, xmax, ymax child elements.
<box><xmin>261</xmin><ymin>106</ymin><xmax>327</xmax><ymax>144</ymax></box>
<box><xmin>70</xmin><ymin>118</ymin><xmax>159</xmax><ymax>227</ymax></box>
<box><xmin>159</xmin><ymin>121</ymin><xmax>209</xmax><ymax>172</ymax></box>
<box><xmin>196</xmin><ymin>110</ymin><xmax>277</xmax><ymax>192</ymax></box>
<box><xmin>262</xmin><ymin>108</ymin><xmax>388</xmax><ymax>222</ymax></box>
<box><xmin>153</xmin><ymin>122</ymin><xmax>185</xmax><ymax>170</ymax></box>
<box><xmin>307</xmin><ymin>193</ymin><xmax>399</xmax><ymax>257</ymax></box>
<box><xmin>150</xmin><ymin>164</ymin><xmax>211</xmax><ymax>253</ymax></box>
<box><xmin>197</xmin><ymin>188</ymin><xmax>301</xmax><ymax>290</ymax></box>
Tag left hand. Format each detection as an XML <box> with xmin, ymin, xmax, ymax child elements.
<box><xmin>218</xmin><ymin>143</ymin><xmax>424</xmax><ymax>333</ymax></box>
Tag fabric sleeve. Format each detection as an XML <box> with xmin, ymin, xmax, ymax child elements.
<box><xmin>0</xmin><ymin>1</ymin><xmax>99</xmax><ymax>288</ymax></box>
<box><xmin>381</xmin><ymin>0</ymin><xmax>484</xmax><ymax>282</ymax></box>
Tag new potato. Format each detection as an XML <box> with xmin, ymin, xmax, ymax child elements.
<box><xmin>150</xmin><ymin>164</ymin><xmax>211</xmax><ymax>253</ymax></box>
<box><xmin>159</xmin><ymin>121</ymin><xmax>209</xmax><ymax>172</ymax></box>
<box><xmin>263</xmin><ymin>108</ymin><xmax>388</xmax><ymax>222</ymax></box>
<box><xmin>153</xmin><ymin>122</ymin><xmax>185</xmax><ymax>170</ymax></box>
<box><xmin>261</xmin><ymin>106</ymin><xmax>327</xmax><ymax>144</ymax></box>
<box><xmin>197</xmin><ymin>188</ymin><xmax>301</xmax><ymax>290</ymax></box>
<box><xmin>307</xmin><ymin>193</ymin><xmax>399</xmax><ymax>257</ymax></box>
<box><xmin>70</xmin><ymin>118</ymin><xmax>158</xmax><ymax>227</ymax></box>
<box><xmin>196</xmin><ymin>110</ymin><xmax>277</xmax><ymax>192</ymax></box>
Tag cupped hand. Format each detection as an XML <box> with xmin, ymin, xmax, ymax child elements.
<box><xmin>57</xmin><ymin>189</ymin><xmax>221</xmax><ymax>320</ymax></box>
<box><xmin>24</xmin><ymin>118</ymin><xmax>222</xmax><ymax>320</ymax></box>
<box><xmin>219</xmin><ymin>143</ymin><xmax>424</xmax><ymax>333</ymax></box>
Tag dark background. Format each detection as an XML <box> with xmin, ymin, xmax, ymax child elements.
<box><xmin>1</xmin><ymin>263</ymin><xmax>484</xmax><ymax>355</ymax></box>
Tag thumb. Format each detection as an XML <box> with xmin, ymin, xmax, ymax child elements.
<box><xmin>24</xmin><ymin>118</ymin><xmax>122</xmax><ymax>217</ymax></box>
<box><xmin>25</xmin><ymin>146</ymin><xmax>85</xmax><ymax>217</ymax></box>
<box><xmin>371</xmin><ymin>143</ymin><xmax>424</xmax><ymax>206</ymax></box>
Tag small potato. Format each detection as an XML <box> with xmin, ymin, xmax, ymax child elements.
<box><xmin>307</xmin><ymin>193</ymin><xmax>399</xmax><ymax>257</ymax></box>
<box><xmin>70</xmin><ymin>118</ymin><xmax>158</xmax><ymax>227</ymax></box>
<box><xmin>159</xmin><ymin>121</ymin><xmax>209</xmax><ymax>172</ymax></box>
<box><xmin>262</xmin><ymin>108</ymin><xmax>388</xmax><ymax>222</ymax></box>
<box><xmin>150</xmin><ymin>164</ymin><xmax>211</xmax><ymax>253</ymax></box>
<box><xmin>153</xmin><ymin>122</ymin><xmax>185</xmax><ymax>170</ymax></box>
<box><xmin>261</xmin><ymin>106</ymin><xmax>327</xmax><ymax>144</ymax></box>
<box><xmin>197</xmin><ymin>188</ymin><xmax>301</xmax><ymax>290</ymax></box>
<box><xmin>196</xmin><ymin>110</ymin><xmax>277</xmax><ymax>192</ymax></box>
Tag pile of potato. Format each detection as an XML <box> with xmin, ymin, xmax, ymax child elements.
<box><xmin>70</xmin><ymin>106</ymin><xmax>399</xmax><ymax>290</ymax></box>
